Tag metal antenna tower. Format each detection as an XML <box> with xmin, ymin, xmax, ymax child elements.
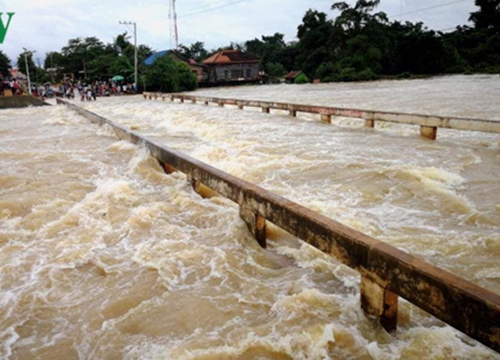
<box><xmin>169</xmin><ymin>0</ymin><xmax>179</xmax><ymax>49</ymax></box>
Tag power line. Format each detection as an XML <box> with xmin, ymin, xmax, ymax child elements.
<box><xmin>181</xmin><ymin>0</ymin><xmax>238</xmax><ymax>16</ymax></box>
<box><xmin>178</xmin><ymin>0</ymin><xmax>249</xmax><ymax>19</ymax></box>
<box><xmin>389</xmin><ymin>0</ymin><xmax>469</xmax><ymax>18</ymax></box>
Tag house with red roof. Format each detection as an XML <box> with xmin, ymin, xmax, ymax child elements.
<box><xmin>201</xmin><ymin>50</ymin><xmax>260</xmax><ymax>82</ymax></box>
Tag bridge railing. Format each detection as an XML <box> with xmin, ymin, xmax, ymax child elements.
<box><xmin>143</xmin><ymin>92</ymin><xmax>500</xmax><ymax>140</ymax></box>
<box><xmin>57</xmin><ymin>98</ymin><xmax>500</xmax><ymax>354</ymax></box>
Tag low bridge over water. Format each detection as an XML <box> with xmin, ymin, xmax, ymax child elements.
<box><xmin>57</xmin><ymin>98</ymin><xmax>500</xmax><ymax>354</ymax></box>
<box><xmin>143</xmin><ymin>92</ymin><xmax>500</xmax><ymax>141</ymax></box>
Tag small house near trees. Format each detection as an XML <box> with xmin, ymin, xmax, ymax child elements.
<box><xmin>144</xmin><ymin>50</ymin><xmax>207</xmax><ymax>82</ymax></box>
<box><xmin>284</xmin><ymin>71</ymin><xmax>304</xmax><ymax>84</ymax></box>
<box><xmin>202</xmin><ymin>50</ymin><xmax>260</xmax><ymax>82</ymax></box>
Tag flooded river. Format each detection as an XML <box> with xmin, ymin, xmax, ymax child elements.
<box><xmin>1</xmin><ymin>75</ymin><xmax>499</xmax><ymax>359</ymax></box>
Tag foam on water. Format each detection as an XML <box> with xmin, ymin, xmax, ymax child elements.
<box><xmin>1</xmin><ymin>76</ymin><xmax>500</xmax><ymax>359</ymax></box>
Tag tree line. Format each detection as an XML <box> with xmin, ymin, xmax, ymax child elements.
<box><xmin>188</xmin><ymin>0</ymin><xmax>498</xmax><ymax>82</ymax></box>
<box><xmin>0</xmin><ymin>0</ymin><xmax>498</xmax><ymax>88</ymax></box>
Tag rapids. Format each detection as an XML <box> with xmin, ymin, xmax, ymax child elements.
<box><xmin>1</xmin><ymin>75</ymin><xmax>499</xmax><ymax>359</ymax></box>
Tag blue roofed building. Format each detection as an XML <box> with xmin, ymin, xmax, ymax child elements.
<box><xmin>144</xmin><ymin>50</ymin><xmax>207</xmax><ymax>82</ymax></box>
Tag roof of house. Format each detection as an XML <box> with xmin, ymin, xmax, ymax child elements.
<box><xmin>202</xmin><ymin>50</ymin><xmax>260</xmax><ymax>65</ymax></box>
<box><xmin>144</xmin><ymin>50</ymin><xmax>171</xmax><ymax>66</ymax></box>
<box><xmin>144</xmin><ymin>50</ymin><xmax>207</xmax><ymax>68</ymax></box>
<box><xmin>285</xmin><ymin>70</ymin><xmax>303</xmax><ymax>79</ymax></box>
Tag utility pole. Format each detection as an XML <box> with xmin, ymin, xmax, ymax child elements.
<box><xmin>22</xmin><ymin>47</ymin><xmax>35</xmax><ymax>95</ymax></box>
<box><xmin>50</xmin><ymin>52</ymin><xmax>54</xmax><ymax>83</ymax></box>
<box><xmin>119</xmin><ymin>21</ymin><xmax>138</xmax><ymax>90</ymax></box>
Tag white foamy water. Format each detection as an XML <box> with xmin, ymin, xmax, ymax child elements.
<box><xmin>1</xmin><ymin>75</ymin><xmax>499</xmax><ymax>359</ymax></box>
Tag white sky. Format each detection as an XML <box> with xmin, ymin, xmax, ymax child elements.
<box><xmin>0</xmin><ymin>0</ymin><xmax>477</xmax><ymax>66</ymax></box>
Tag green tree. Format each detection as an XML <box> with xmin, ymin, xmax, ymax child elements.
<box><xmin>296</xmin><ymin>10</ymin><xmax>334</xmax><ymax>76</ymax></box>
<box><xmin>178</xmin><ymin>41</ymin><xmax>208</xmax><ymax>63</ymax></box>
<box><xmin>142</xmin><ymin>56</ymin><xmax>179</xmax><ymax>92</ymax></box>
<box><xmin>17</xmin><ymin>52</ymin><xmax>36</xmax><ymax>82</ymax></box>
<box><xmin>294</xmin><ymin>72</ymin><xmax>309</xmax><ymax>84</ymax></box>
<box><xmin>0</xmin><ymin>51</ymin><xmax>11</xmax><ymax>77</ymax></box>
<box><xmin>176</xmin><ymin>62</ymin><xmax>197</xmax><ymax>91</ymax></box>
<box><xmin>109</xmin><ymin>55</ymin><xmax>134</xmax><ymax>80</ymax></box>
<box><xmin>469</xmin><ymin>0</ymin><xmax>500</xmax><ymax>31</ymax></box>
<box><xmin>265</xmin><ymin>62</ymin><xmax>287</xmax><ymax>77</ymax></box>
<box><xmin>245</xmin><ymin>33</ymin><xmax>289</xmax><ymax>70</ymax></box>
<box><xmin>61</xmin><ymin>37</ymin><xmax>109</xmax><ymax>79</ymax></box>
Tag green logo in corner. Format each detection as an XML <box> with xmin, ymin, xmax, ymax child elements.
<box><xmin>0</xmin><ymin>13</ymin><xmax>14</xmax><ymax>44</ymax></box>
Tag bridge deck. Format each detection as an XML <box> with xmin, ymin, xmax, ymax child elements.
<box><xmin>143</xmin><ymin>92</ymin><xmax>500</xmax><ymax>140</ymax></box>
<box><xmin>57</xmin><ymin>98</ymin><xmax>500</xmax><ymax>354</ymax></box>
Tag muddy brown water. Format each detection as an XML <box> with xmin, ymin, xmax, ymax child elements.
<box><xmin>1</xmin><ymin>75</ymin><xmax>499</xmax><ymax>359</ymax></box>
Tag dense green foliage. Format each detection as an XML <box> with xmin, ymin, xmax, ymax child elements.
<box><xmin>17</xmin><ymin>52</ymin><xmax>50</xmax><ymax>84</ymax></box>
<box><xmin>181</xmin><ymin>0</ymin><xmax>500</xmax><ymax>82</ymax></box>
<box><xmin>40</xmin><ymin>33</ymin><xmax>153</xmax><ymax>84</ymax></box>
<box><xmin>0</xmin><ymin>51</ymin><xmax>11</xmax><ymax>77</ymax></box>
<box><xmin>4</xmin><ymin>0</ymin><xmax>498</xmax><ymax>86</ymax></box>
<box><xmin>177</xmin><ymin>41</ymin><xmax>209</xmax><ymax>63</ymax></box>
<box><xmin>142</xmin><ymin>56</ymin><xmax>197</xmax><ymax>92</ymax></box>
<box><xmin>294</xmin><ymin>72</ymin><xmax>309</xmax><ymax>84</ymax></box>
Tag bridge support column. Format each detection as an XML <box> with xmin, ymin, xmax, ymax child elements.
<box><xmin>192</xmin><ymin>99</ymin><xmax>196</xmax><ymax>104</ymax></box>
<box><xmin>420</xmin><ymin>126</ymin><xmax>437</xmax><ymax>140</ymax></box>
<box><xmin>239</xmin><ymin>206</ymin><xmax>266</xmax><ymax>248</ymax></box>
<box><xmin>361</xmin><ymin>275</ymin><xmax>398</xmax><ymax>332</ymax></box>
<box><xmin>180</xmin><ymin>98</ymin><xmax>184</xmax><ymax>103</ymax></box>
<box><xmin>204</xmin><ymin>101</ymin><xmax>209</xmax><ymax>105</ymax></box>
<box><xmin>162</xmin><ymin>96</ymin><xmax>166</xmax><ymax>101</ymax></box>
<box><xmin>218</xmin><ymin>102</ymin><xmax>224</xmax><ymax>107</ymax></box>
<box><xmin>154</xmin><ymin>93</ymin><xmax>158</xmax><ymax>100</ymax></box>
<box><xmin>163</xmin><ymin>163</ymin><xmax>176</xmax><ymax>174</ymax></box>
<box><xmin>188</xmin><ymin>176</ymin><xmax>201</xmax><ymax>194</ymax></box>
<box><xmin>365</xmin><ymin>119</ymin><xmax>375</xmax><ymax>128</ymax></box>
<box><xmin>238</xmin><ymin>104</ymin><xmax>244</xmax><ymax>110</ymax></box>
<box><xmin>321</xmin><ymin>114</ymin><xmax>332</xmax><ymax>124</ymax></box>
<box><xmin>262</xmin><ymin>107</ymin><xmax>270</xmax><ymax>114</ymax></box>
<box><xmin>289</xmin><ymin>110</ymin><xmax>297</xmax><ymax>117</ymax></box>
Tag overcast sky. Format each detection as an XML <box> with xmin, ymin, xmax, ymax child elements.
<box><xmin>0</xmin><ymin>0</ymin><xmax>476</xmax><ymax>66</ymax></box>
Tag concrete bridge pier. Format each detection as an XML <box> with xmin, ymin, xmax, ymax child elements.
<box><xmin>321</xmin><ymin>114</ymin><xmax>332</xmax><ymax>124</ymax></box>
<box><xmin>239</xmin><ymin>206</ymin><xmax>267</xmax><ymax>248</ymax></box>
<box><xmin>361</xmin><ymin>275</ymin><xmax>398</xmax><ymax>332</ymax></box>
<box><xmin>189</xmin><ymin>177</ymin><xmax>201</xmax><ymax>193</ymax></box>
<box><xmin>238</xmin><ymin>104</ymin><xmax>244</xmax><ymax>110</ymax></box>
<box><xmin>204</xmin><ymin>100</ymin><xmax>209</xmax><ymax>105</ymax></box>
<box><xmin>192</xmin><ymin>99</ymin><xmax>196</xmax><ymax>104</ymax></box>
<box><xmin>218</xmin><ymin>102</ymin><xmax>224</xmax><ymax>107</ymax></box>
<box><xmin>262</xmin><ymin>107</ymin><xmax>270</xmax><ymax>114</ymax></box>
<box><xmin>365</xmin><ymin>119</ymin><xmax>375</xmax><ymax>128</ymax></box>
<box><xmin>289</xmin><ymin>110</ymin><xmax>297</xmax><ymax>117</ymax></box>
<box><xmin>420</xmin><ymin>126</ymin><xmax>437</xmax><ymax>140</ymax></box>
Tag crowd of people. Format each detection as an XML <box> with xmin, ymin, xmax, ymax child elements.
<box><xmin>34</xmin><ymin>80</ymin><xmax>137</xmax><ymax>101</ymax></box>
<box><xmin>0</xmin><ymin>76</ymin><xmax>136</xmax><ymax>100</ymax></box>
<box><xmin>0</xmin><ymin>79</ymin><xmax>24</xmax><ymax>96</ymax></box>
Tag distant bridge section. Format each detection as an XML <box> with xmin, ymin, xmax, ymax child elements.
<box><xmin>143</xmin><ymin>92</ymin><xmax>500</xmax><ymax>140</ymax></box>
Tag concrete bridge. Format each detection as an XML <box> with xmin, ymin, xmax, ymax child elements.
<box><xmin>0</xmin><ymin>95</ymin><xmax>50</xmax><ymax>109</ymax></box>
<box><xmin>143</xmin><ymin>92</ymin><xmax>500</xmax><ymax>141</ymax></box>
<box><xmin>57</xmin><ymin>98</ymin><xmax>500</xmax><ymax>354</ymax></box>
